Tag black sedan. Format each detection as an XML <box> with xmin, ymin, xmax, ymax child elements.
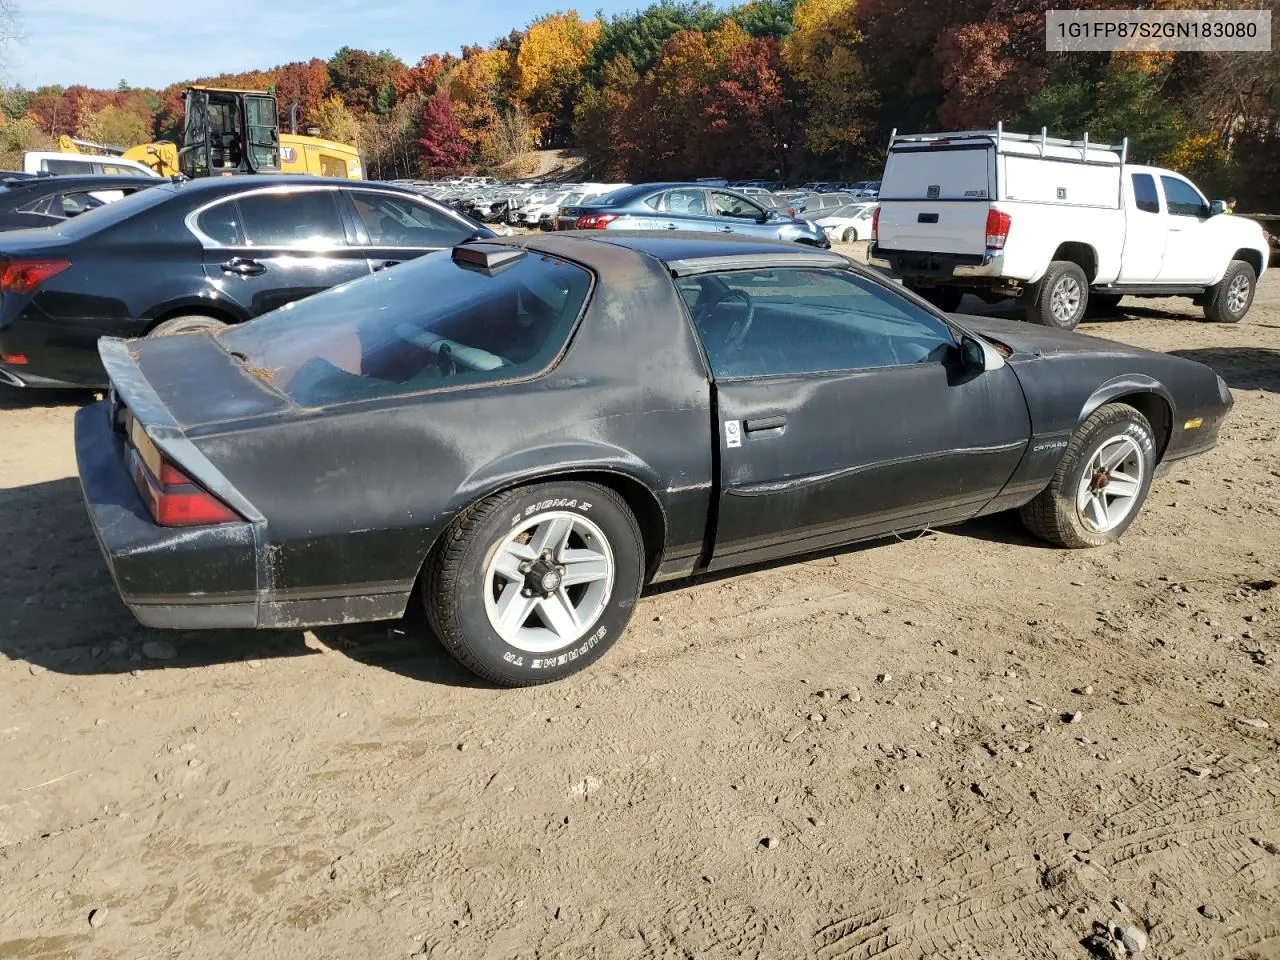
<box><xmin>75</xmin><ymin>233</ymin><xmax>1232</xmax><ymax>686</ymax></box>
<box><xmin>0</xmin><ymin>174</ymin><xmax>159</xmax><ymax>232</ymax></box>
<box><xmin>0</xmin><ymin>176</ymin><xmax>492</xmax><ymax>389</ymax></box>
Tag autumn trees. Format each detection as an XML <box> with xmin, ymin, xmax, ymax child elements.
<box><xmin>2</xmin><ymin>0</ymin><xmax>1278</xmax><ymax>207</ymax></box>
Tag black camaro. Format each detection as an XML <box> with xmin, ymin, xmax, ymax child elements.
<box><xmin>75</xmin><ymin>233</ymin><xmax>1232</xmax><ymax>686</ymax></box>
<box><xmin>0</xmin><ymin>176</ymin><xmax>492</xmax><ymax>389</ymax></box>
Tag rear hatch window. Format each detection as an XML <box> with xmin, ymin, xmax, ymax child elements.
<box><xmin>218</xmin><ymin>247</ymin><xmax>592</xmax><ymax>407</ymax></box>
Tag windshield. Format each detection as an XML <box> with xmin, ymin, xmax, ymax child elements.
<box><xmin>218</xmin><ymin>248</ymin><xmax>593</xmax><ymax>407</ymax></box>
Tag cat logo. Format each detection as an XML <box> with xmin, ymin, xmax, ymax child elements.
<box><xmin>724</xmin><ymin>420</ymin><xmax>742</xmax><ymax>449</ymax></box>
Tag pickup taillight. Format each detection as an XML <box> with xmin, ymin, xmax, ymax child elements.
<box><xmin>871</xmin><ymin>207</ymin><xmax>880</xmax><ymax>242</ymax></box>
<box><xmin>985</xmin><ymin>210</ymin><xmax>1011</xmax><ymax>249</ymax></box>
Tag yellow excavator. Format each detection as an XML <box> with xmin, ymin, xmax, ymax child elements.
<box><xmin>57</xmin><ymin>86</ymin><xmax>364</xmax><ymax>180</ymax></box>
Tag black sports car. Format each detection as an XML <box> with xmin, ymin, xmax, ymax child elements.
<box><xmin>0</xmin><ymin>174</ymin><xmax>158</xmax><ymax>232</ymax></box>
<box><xmin>75</xmin><ymin>233</ymin><xmax>1232</xmax><ymax>686</ymax></box>
<box><xmin>0</xmin><ymin>176</ymin><xmax>493</xmax><ymax>389</ymax></box>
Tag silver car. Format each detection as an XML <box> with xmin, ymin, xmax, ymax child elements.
<box><xmin>560</xmin><ymin>183</ymin><xmax>830</xmax><ymax>247</ymax></box>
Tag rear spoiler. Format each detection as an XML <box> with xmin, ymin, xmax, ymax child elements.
<box><xmin>98</xmin><ymin>337</ymin><xmax>264</xmax><ymax>523</ymax></box>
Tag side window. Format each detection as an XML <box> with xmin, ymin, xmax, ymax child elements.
<box><xmin>349</xmin><ymin>191</ymin><xmax>473</xmax><ymax>248</ymax></box>
<box><xmin>195</xmin><ymin>199</ymin><xmax>246</xmax><ymax>246</ymax></box>
<box><xmin>677</xmin><ymin>268</ymin><xmax>956</xmax><ymax>379</ymax></box>
<box><xmin>42</xmin><ymin>158</ymin><xmax>89</xmax><ymax>176</ymax></box>
<box><xmin>16</xmin><ymin>194</ymin><xmax>54</xmax><ymax>216</ymax></box>
<box><xmin>665</xmin><ymin>189</ymin><xmax>708</xmax><ymax>216</ymax></box>
<box><xmin>710</xmin><ymin>192</ymin><xmax>760</xmax><ymax>219</ymax></box>
<box><xmin>60</xmin><ymin>191</ymin><xmax>104</xmax><ymax>217</ymax></box>
<box><xmin>642</xmin><ymin>193</ymin><xmax>662</xmax><ymax>211</ymax></box>
<box><xmin>1160</xmin><ymin>176</ymin><xmax>1207</xmax><ymax>218</ymax></box>
<box><xmin>236</xmin><ymin>190</ymin><xmax>346</xmax><ymax>248</ymax></box>
<box><xmin>1131</xmin><ymin>173</ymin><xmax>1160</xmax><ymax>214</ymax></box>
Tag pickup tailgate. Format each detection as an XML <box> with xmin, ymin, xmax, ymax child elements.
<box><xmin>878</xmin><ymin>143</ymin><xmax>994</xmax><ymax>255</ymax></box>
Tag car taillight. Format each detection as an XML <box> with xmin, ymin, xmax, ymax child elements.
<box><xmin>575</xmin><ymin>213</ymin><xmax>619</xmax><ymax>230</ymax></box>
<box><xmin>985</xmin><ymin>209</ymin><xmax>1011</xmax><ymax>249</ymax></box>
<box><xmin>0</xmin><ymin>259</ymin><xmax>72</xmax><ymax>295</ymax></box>
<box><xmin>786</xmin><ymin>206</ymin><xmax>797</xmax><ymax>218</ymax></box>
<box><xmin>131</xmin><ymin>449</ymin><xmax>241</xmax><ymax>527</ymax></box>
<box><xmin>871</xmin><ymin>207</ymin><xmax>879</xmax><ymax>242</ymax></box>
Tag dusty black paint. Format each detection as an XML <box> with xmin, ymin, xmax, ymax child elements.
<box><xmin>76</xmin><ymin>232</ymin><xmax>1233</xmax><ymax>631</ymax></box>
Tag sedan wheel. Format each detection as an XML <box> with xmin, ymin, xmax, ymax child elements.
<box><xmin>1019</xmin><ymin>402</ymin><xmax>1156</xmax><ymax>548</ymax></box>
<box><xmin>842</xmin><ymin>226</ymin><xmax>858</xmax><ymax>243</ymax></box>
<box><xmin>424</xmin><ymin>481</ymin><xmax>644</xmax><ymax>686</ymax></box>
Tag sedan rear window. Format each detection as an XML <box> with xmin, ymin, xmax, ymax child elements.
<box><xmin>218</xmin><ymin>248</ymin><xmax>592</xmax><ymax>406</ymax></box>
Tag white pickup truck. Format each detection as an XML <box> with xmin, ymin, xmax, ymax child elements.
<box><xmin>869</xmin><ymin>126</ymin><xmax>1269</xmax><ymax>329</ymax></box>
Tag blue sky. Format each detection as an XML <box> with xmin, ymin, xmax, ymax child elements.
<box><xmin>15</xmin><ymin>1</ymin><xmax>714</xmax><ymax>90</ymax></box>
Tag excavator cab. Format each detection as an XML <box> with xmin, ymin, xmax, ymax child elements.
<box><xmin>180</xmin><ymin>87</ymin><xmax>281</xmax><ymax>178</ymax></box>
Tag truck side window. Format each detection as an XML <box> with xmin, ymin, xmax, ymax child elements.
<box><xmin>1160</xmin><ymin>176</ymin><xmax>1208</xmax><ymax>219</ymax></box>
<box><xmin>1131</xmin><ymin>173</ymin><xmax>1160</xmax><ymax>214</ymax></box>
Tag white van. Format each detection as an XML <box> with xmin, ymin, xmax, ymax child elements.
<box><xmin>870</xmin><ymin>125</ymin><xmax>1269</xmax><ymax>328</ymax></box>
<box><xmin>23</xmin><ymin>152</ymin><xmax>160</xmax><ymax>178</ymax></box>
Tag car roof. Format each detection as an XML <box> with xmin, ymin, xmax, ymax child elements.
<box><xmin>511</xmin><ymin>231</ymin><xmax>850</xmax><ymax>276</ymax></box>
<box><xmin>150</xmin><ymin>175</ymin><xmax>395</xmax><ymax>198</ymax></box>
<box><xmin>1</xmin><ymin>174</ymin><xmax>161</xmax><ymax>191</ymax></box>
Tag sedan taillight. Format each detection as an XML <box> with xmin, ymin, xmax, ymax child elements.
<box><xmin>1</xmin><ymin>259</ymin><xmax>72</xmax><ymax>295</ymax></box>
<box><xmin>575</xmin><ymin>213</ymin><xmax>619</xmax><ymax>230</ymax></box>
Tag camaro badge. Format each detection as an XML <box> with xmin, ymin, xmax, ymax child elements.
<box><xmin>725</xmin><ymin>420</ymin><xmax>742</xmax><ymax>448</ymax></box>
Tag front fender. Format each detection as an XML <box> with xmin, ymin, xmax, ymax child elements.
<box><xmin>1078</xmin><ymin>375</ymin><xmax>1175</xmax><ymax>426</ymax></box>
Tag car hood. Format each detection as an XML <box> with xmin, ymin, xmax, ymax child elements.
<box><xmin>956</xmin><ymin>314</ymin><xmax>1167</xmax><ymax>362</ymax></box>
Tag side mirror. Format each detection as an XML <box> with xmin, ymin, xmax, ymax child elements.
<box><xmin>1209</xmin><ymin>199</ymin><xmax>1227</xmax><ymax>216</ymax></box>
<box><xmin>959</xmin><ymin>335</ymin><xmax>986</xmax><ymax>372</ymax></box>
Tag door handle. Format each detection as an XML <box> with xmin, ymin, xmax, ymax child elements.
<box><xmin>745</xmin><ymin>415</ymin><xmax>787</xmax><ymax>433</ymax></box>
<box><xmin>1168</xmin><ymin>226</ymin><xmax>1183</xmax><ymax>232</ymax></box>
<box><xmin>720</xmin><ymin>226</ymin><xmax>734</xmax><ymax>233</ymax></box>
<box><xmin>665</xmin><ymin>223</ymin><xmax>679</xmax><ymax>230</ymax></box>
<box><xmin>372</xmin><ymin>259</ymin><xmax>401</xmax><ymax>272</ymax></box>
<box><xmin>221</xmin><ymin>257</ymin><xmax>265</xmax><ymax>277</ymax></box>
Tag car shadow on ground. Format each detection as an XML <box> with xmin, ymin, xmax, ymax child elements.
<box><xmin>4</xmin><ymin>477</ymin><xmax>1047</xmax><ymax>687</ymax></box>
<box><xmin>1168</xmin><ymin>347</ymin><xmax>1280</xmax><ymax>393</ymax></box>
<box><xmin>957</xmin><ymin>295</ymin><xmax>1201</xmax><ymax>325</ymax></box>
<box><xmin>0</xmin><ymin>384</ymin><xmax>95</xmax><ymax>410</ymax></box>
<box><xmin>1</xmin><ymin>477</ymin><xmax>487</xmax><ymax>687</ymax></box>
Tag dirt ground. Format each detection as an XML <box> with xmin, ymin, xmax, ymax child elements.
<box><xmin>1</xmin><ymin>248</ymin><xmax>1277</xmax><ymax>960</ymax></box>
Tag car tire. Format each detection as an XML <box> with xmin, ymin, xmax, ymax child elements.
<box><xmin>1019</xmin><ymin>402</ymin><xmax>1156</xmax><ymax>549</ymax></box>
<box><xmin>1202</xmin><ymin>260</ymin><xmax>1256</xmax><ymax>323</ymax></box>
<box><xmin>842</xmin><ymin>226</ymin><xmax>859</xmax><ymax>243</ymax></box>
<box><xmin>148</xmin><ymin>315</ymin><xmax>228</xmax><ymax>337</ymax></box>
<box><xmin>423</xmin><ymin>480</ymin><xmax>644</xmax><ymax>686</ymax></box>
<box><xmin>1027</xmin><ymin>261</ymin><xmax>1089</xmax><ymax>330</ymax></box>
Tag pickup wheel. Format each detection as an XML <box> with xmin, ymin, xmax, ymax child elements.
<box><xmin>1027</xmin><ymin>261</ymin><xmax>1089</xmax><ymax>330</ymax></box>
<box><xmin>1203</xmin><ymin>260</ymin><xmax>1256</xmax><ymax>323</ymax></box>
<box><xmin>1019</xmin><ymin>403</ymin><xmax>1156</xmax><ymax>549</ymax></box>
<box><xmin>423</xmin><ymin>481</ymin><xmax>644</xmax><ymax>687</ymax></box>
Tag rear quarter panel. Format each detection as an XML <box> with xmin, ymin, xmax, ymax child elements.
<box><xmin>187</xmin><ymin>245</ymin><xmax>716</xmax><ymax>602</ymax></box>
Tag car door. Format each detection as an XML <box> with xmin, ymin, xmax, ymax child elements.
<box><xmin>1117</xmin><ymin>172</ymin><xmax>1166</xmax><ymax>282</ymax></box>
<box><xmin>708</xmin><ymin>191</ymin><xmax>771</xmax><ymax>237</ymax></box>
<box><xmin>654</xmin><ymin>187</ymin><xmax>716</xmax><ymax>231</ymax></box>
<box><xmin>675</xmin><ymin>266</ymin><xmax>1030</xmax><ymax>570</ymax></box>
<box><xmin>193</xmin><ymin>187</ymin><xmax>370</xmax><ymax>317</ymax></box>
<box><xmin>342</xmin><ymin>188</ymin><xmax>480</xmax><ymax>273</ymax></box>
<box><xmin>1157</xmin><ymin>174</ymin><xmax>1216</xmax><ymax>284</ymax></box>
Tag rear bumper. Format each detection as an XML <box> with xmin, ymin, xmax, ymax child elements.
<box><xmin>870</xmin><ymin>244</ymin><xmax>1006</xmax><ymax>280</ymax></box>
<box><xmin>75</xmin><ymin>401</ymin><xmax>408</xmax><ymax>631</ymax></box>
